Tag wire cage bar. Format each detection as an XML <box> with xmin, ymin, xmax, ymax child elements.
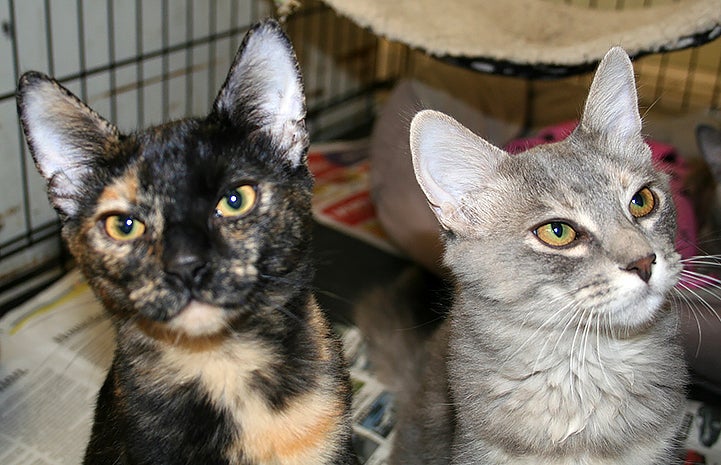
<box><xmin>0</xmin><ymin>0</ymin><xmax>410</xmax><ymax>312</ymax></box>
<box><xmin>1</xmin><ymin>0</ymin><xmax>721</xmax><ymax>312</ymax></box>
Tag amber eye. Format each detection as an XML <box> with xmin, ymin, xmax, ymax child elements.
<box><xmin>216</xmin><ymin>185</ymin><xmax>257</xmax><ymax>218</ymax></box>
<box><xmin>629</xmin><ymin>187</ymin><xmax>655</xmax><ymax>218</ymax></box>
<box><xmin>534</xmin><ymin>222</ymin><xmax>577</xmax><ymax>247</ymax></box>
<box><xmin>104</xmin><ymin>215</ymin><xmax>146</xmax><ymax>241</ymax></box>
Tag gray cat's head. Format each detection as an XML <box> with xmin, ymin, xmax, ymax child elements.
<box><xmin>17</xmin><ymin>20</ymin><xmax>312</xmax><ymax>338</ymax></box>
<box><xmin>410</xmin><ymin>47</ymin><xmax>681</xmax><ymax>333</ymax></box>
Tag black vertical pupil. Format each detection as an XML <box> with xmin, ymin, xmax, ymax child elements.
<box><xmin>550</xmin><ymin>222</ymin><xmax>564</xmax><ymax>237</ymax></box>
<box><xmin>118</xmin><ymin>217</ymin><xmax>134</xmax><ymax>234</ymax></box>
<box><xmin>632</xmin><ymin>192</ymin><xmax>644</xmax><ymax>207</ymax></box>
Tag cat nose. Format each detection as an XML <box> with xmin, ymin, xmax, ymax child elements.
<box><xmin>165</xmin><ymin>252</ymin><xmax>206</xmax><ymax>286</ymax></box>
<box><xmin>163</xmin><ymin>225</ymin><xmax>209</xmax><ymax>286</ymax></box>
<box><xmin>624</xmin><ymin>253</ymin><xmax>656</xmax><ymax>283</ymax></box>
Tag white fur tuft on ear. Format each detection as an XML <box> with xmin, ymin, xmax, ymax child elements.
<box><xmin>410</xmin><ymin>110</ymin><xmax>507</xmax><ymax>231</ymax></box>
<box><xmin>213</xmin><ymin>20</ymin><xmax>307</xmax><ymax>167</ymax></box>
<box><xmin>579</xmin><ymin>47</ymin><xmax>642</xmax><ymax>143</ymax></box>
<box><xmin>17</xmin><ymin>72</ymin><xmax>119</xmax><ymax>218</ymax></box>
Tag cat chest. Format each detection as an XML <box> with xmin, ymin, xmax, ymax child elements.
<box><xmin>479</xmin><ymin>355</ymin><xmax>680</xmax><ymax>451</ymax></box>
<box><xmin>150</xmin><ymin>340</ymin><xmax>346</xmax><ymax>465</ymax></box>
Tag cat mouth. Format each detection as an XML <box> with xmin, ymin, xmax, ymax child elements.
<box><xmin>603</xmin><ymin>288</ymin><xmax>666</xmax><ymax>331</ymax></box>
<box><xmin>163</xmin><ymin>300</ymin><xmax>229</xmax><ymax>337</ymax></box>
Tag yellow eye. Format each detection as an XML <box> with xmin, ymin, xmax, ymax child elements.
<box><xmin>629</xmin><ymin>187</ymin><xmax>655</xmax><ymax>218</ymax></box>
<box><xmin>216</xmin><ymin>185</ymin><xmax>257</xmax><ymax>218</ymax></box>
<box><xmin>104</xmin><ymin>215</ymin><xmax>146</xmax><ymax>241</ymax></box>
<box><xmin>534</xmin><ymin>222</ymin><xmax>577</xmax><ymax>247</ymax></box>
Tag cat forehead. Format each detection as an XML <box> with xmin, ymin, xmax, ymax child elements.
<box><xmin>479</xmin><ymin>139</ymin><xmax>660</xmax><ymax>223</ymax></box>
<box><xmin>129</xmin><ymin>119</ymin><xmax>271</xmax><ymax>181</ymax></box>
<box><xmin>508</xmin><ymin>136</ymin><xmax>655</xmax><ymax>189</ymax></box>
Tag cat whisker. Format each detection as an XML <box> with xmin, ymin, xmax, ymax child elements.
<box><xmin>501</xmin><ymin>294</ymin><xmax>573</xmax><ymax>368</ymax></box>
<box><xmin>259</xmin><ymin>272</ymin><xmax>354</xmax><ymax>312</ymax></box>
<box><xmin>680</xmin><ymin>258</ymin><xmax>721</xmax><ymax>271</ymax></box>
<box><xmin>547</xmin><ymin>301</ymin><xmax>584</xmax><ymax>362</ymax></box>
<box><xmin>313</xmin><ymin>288</ymin><xmax>356</xmax><ymax>307</ymax></box>
<box><xmin>673</xmin><ymin>289</ymin><xmax>706</xmax><ymax>357</ymax></box>
<box><xmin>671</xmin><ymin>289</ymin><xmax>705</xmax><ymax>358</ymax></box>
<box><xmin>680</xmin><ymin>267</ymin><xmax>721</xmax><ymax>284</ymax></box>
<box><xmin>675</xmin><ymin>276</ymin><xmax>721</xmax><ymax>325</ymax></box>
<box><xmin>681</xmin><ymin>252</ymin><xmax>721</xmax><ymax>261</ymax></box>
<box><xmin>527</xmin><ymin>298</ymin><xmax>580</xmax><ymax>374</ymax></box>
<box><xmin>595</xmin><ymin>313</ymin><xmax>611</xmax><ymax>385</ymax></box>
<box><xmin>248</xmin><ymin>290</ymin><xmax>306</xmax><ymax>326</ymax></box>
<box><xmin>580</xmin><ymin>307</ymin><xmax>595</xmax><ymax>373</ymax></box>
<box><xmin>672</xmin><ymin>266</ymin><xmax>721</xmax><ymax>360</ymax></box>
<box><xmin>569</xmin><ymin>307</ymin><xmax>591</xmax><ymax>397</ymax></box>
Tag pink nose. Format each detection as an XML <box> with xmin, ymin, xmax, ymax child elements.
<box><xmin>625</xmin><ymin>254</ymin><xmax>656</xmax><ymax>283</ymax></box>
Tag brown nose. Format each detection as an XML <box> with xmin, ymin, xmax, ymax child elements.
<box><xmin>625</xmin><ymin>253</ymin><xmax>656</xmax><ymax>283</ymax></box>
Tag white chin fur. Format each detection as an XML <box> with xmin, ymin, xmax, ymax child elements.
<box><xmin>606</xmin><ymin>254</ymin><xmax>677</xmax><ymax>329</ymax></box>
<box><xmin>165</xmin><ymin>301</ymin><xmax>228</xmax><ymax>337</ymax></box>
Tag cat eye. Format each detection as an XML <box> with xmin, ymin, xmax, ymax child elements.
<box><xmin>215</xmin><ymin>184</ymin><xmax>257</xmax><ymax>218</ymax></box>
<box><xmin>534</xmin><ymin>222</ymin><xmax>577</xmax><ymax>247</ymax></box>
<box><xmin>629</xmin><ymin>187</ymin><xmax>655</xmax><ymax>218</ymax></box>
<box><xmin>104</xmin><ymin>215</ymin><xmax>146</xmax><ymax>241</ymax></box>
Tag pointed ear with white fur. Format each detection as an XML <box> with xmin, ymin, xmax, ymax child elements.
<box><xmin>17</xmin><ymin>71</ymin><xmax>119</xmax><ymax>219</ymax></box>
<box><xmin>410</xmin><ymin>110</ymin><xmax>507</xmax><ymax>232</ymax></box>
<box><xmin>579</xmin><ymin>47</ymin><xmax>643</xmax><ymax>145</ymax></box>
<box><xmin>213</xmin><ymin>19</ymin><xmax>307</xmax><ymax>167</ymax></box>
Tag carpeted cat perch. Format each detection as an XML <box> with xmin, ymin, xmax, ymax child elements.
<box><xmin>322</xmin><ymin>0</ymin><xmax>721</xmax><ymax>77</ymax></box>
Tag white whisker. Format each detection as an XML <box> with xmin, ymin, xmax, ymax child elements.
<box><xmin>670</xmin><ymin>287</ymin><xmax>705</xmax><ymax>357</ymax></box>
<box><xmin>675</xmin><ymin>280</ymin><xmax>721</xmax><ymax>325</ymax></box>
<box><xmin>580</xmin><ymin>308</ymin><xmax>595</xmax><ymax>372</ymax></box>
<box><xmin>532</xmin><ymin>300</ymin><xmax>582</xmax><ymax>374</ymax></box>
<box><xmin>504</xmin><ymin>294</ymin><xmax>575</xmax><ymax>369</ymax></box>
<box><xmin>595</xmin><ymin>312</ymin><xmax>611</xmax><ymax>384</ymax></box>
<box><xmin>569</xmin><ymin>306</ymin><xmax>589</xmax><ymax>399</ymax></box>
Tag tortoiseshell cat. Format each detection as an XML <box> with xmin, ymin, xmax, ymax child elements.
<box><xmin>360</xmin><ymin>48</ymin><xmax>687</xmax><ymax>465</ymax></box>
<box><xmin>17</xmin><ymin>20</ymin><xmax>355</xmax><ymax>465</ymax></box>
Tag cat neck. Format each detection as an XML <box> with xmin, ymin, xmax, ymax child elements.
<box><xmin>450</xmin><ymin>288</ymin><xmax>681</xmax><ymax>375</ymax></box>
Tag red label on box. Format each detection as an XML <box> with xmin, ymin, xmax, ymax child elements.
<box><xmin>321</xmin><ymin>191</ymin><xmax>375</xmax><ymax>226</ymax></box>
<box><xmin>308</xmin><ymin>152</ymin><xmax>344</xmax><ymax>180</ymax></box>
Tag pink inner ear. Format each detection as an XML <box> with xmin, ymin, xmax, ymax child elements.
<box><xmin>503</xmin><ymin>121</ymin><xmax>698</xmax><ymax>264</ymax></box>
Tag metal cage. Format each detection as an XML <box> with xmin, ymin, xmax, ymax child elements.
<box><xmin>0</xmin><ymin>0</ymin><xmax>410</xmax><ymax>312</ymax></box>
<box><xmin>2</xmin><ymin>0</ymin><xmax>721</xmax><ymax>312</ymax></box>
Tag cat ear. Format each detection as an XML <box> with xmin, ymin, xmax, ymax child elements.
<box><xmin>410</xmin><ymin>109</ymin><xmax>506</xmax><ymax>231</ymax></box>
<box><xmin>697</xmin><ymin>124</ymin><xmax>721</xmax><ymax>182</ymax></box>
<box><xmin>213</xmin><ymin>19</ymin><xmax>307</xmax><ymax>167</ymax></box>
<box><xmin>579</xmin><ymin>47</ymin><xmax>642</xmax><ymax>144</ymax></box>
<box><xmin>17</xmin><ymin>71</ymin><xmax>120</xmax><ymax>219</ymax></box>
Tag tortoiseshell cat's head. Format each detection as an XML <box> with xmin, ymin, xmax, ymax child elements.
<box><xmin>18</xmin><ymin>20</ymin><xmax>312</xmax><ymax>338</ymax></box>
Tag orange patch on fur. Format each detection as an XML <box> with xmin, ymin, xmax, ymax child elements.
<box><xmin>97</xmin><ymin>170</ymin><xmax>139</xmax><ymax>206</ymax></box>
<box><xmin>306</xmin><ymin>297</ymin><xmax>332</xmax><ymax>362</ymax></box>
<box><xmin>231</xmin><ymin>390</ymin><xmax>346</xmax><ymax>465</ymax></box>
<box><xmin>147</xmin><ymin>296</ymin><xmax>347</xmax><ymax>465</ymax></box>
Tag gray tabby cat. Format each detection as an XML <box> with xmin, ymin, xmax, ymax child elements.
<box><xmin>371</xmin><ymin>47</ymin><xmax>688</xmax><ymax>465</ymax></box>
